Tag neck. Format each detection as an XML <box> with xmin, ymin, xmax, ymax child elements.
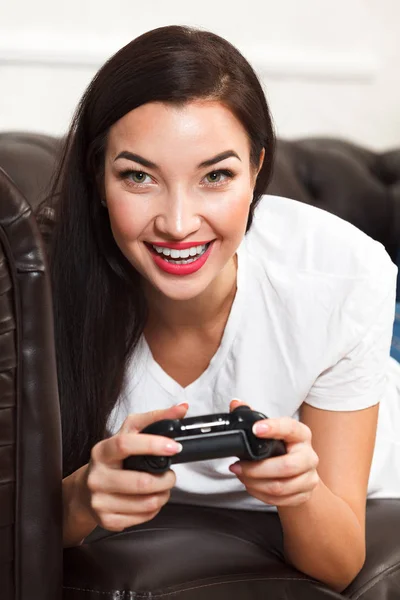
<box><xmin>144</xmin><ymin>256</ymin><xmax>238</xmax><ymax>333</ymax></box>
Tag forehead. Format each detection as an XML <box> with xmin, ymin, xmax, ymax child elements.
<box><xmin>106</xmin><ymin>100</ymin><xmax>251</xmax><ymax>158</ymax></box>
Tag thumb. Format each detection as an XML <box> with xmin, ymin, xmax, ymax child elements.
<box><xmin>119</xmin><ymin>402</ymin><xmax>189</xmax><ymax>434</ymax></box>
<box><xmin>230</xmin><ymin>398</ymin><xmax>251</xmax><ymax>412</ymax></box>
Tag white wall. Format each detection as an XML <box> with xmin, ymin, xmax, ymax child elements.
<box><xmin>1</xmin><ymin>0</ymin><xmax>399</xmax><ymax>150</ymax></box>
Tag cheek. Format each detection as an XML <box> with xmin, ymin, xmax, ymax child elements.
<box><xmin>108</xmin><ymin>208</ymin><xmax>139</xmax><ymax>246</ymax></box>
<box><xmin>106</xmin><ymin>192</ymin><xmax>152</xmax><ymax>247</ymax></box>
<box><xmin>106</xmin><ymin>202</ymin><xmax>149</xmax><ymax>276</ymax></box>
<box><xmin>209</xmin><ymin>190</ymin><xmax>252</xmax><ymax>239</ymax></box>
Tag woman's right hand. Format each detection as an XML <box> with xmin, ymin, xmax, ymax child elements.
<box><xmin>80</xmin><ymin>402</ymin><xmax>189</xmax><ymax>533</ymax></box>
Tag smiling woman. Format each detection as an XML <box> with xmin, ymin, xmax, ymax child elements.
<box><xmin>39</xmin><ymin>24</ymin><xmax>400</xmax><ymax>593</ymax></box>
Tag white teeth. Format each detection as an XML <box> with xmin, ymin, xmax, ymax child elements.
<box><xmin>151</xmin><ymin>243</ymin><xmax>208</xmax><ymax>259</ymax></box>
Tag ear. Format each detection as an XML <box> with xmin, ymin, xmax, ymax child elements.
<box><xmin>251</xmin><ymin>148</ymin><xmax>265</xmax><ymax>187</ymax></box>
<box><xmin>257</xmin><ymin>148</ymin><xmax>265</xmax><ymax>176</ymax></box>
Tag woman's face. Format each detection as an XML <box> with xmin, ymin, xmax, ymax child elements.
<box><xmin>104</xmin><ymin>100</ymin><xmax>263</xmax><ymax>301</ymax></box>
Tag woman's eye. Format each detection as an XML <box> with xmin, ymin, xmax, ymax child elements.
<box><xmin>119</xmin><ymin>170</ymin><xmax>152</xmax><ymax>185</ymax></box>
<box><xmin>129</xmin><ymin>171</ymin><xmax>150</xmax><ymax>184</ymax></box>
<box><xmin>204</xmin><ymin>170</ymin><xmax>234</xmax><ymax>185</ymax></box>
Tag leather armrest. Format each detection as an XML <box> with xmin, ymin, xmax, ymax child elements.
<box><xmin>63</xmin><ymin>503</ymin><xmax>342</xmax><ymax>599</ymax></box>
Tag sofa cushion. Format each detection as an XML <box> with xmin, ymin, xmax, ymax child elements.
<box><xmin>63</xmin><ymin>500</ymin><xmax>400</xmax><ymax>599</ymax></box>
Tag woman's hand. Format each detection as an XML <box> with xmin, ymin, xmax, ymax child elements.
<box><xmin>79</xmin><ymin>403</ymin><xmax>189</xmax><ymax>532</ymax></box>
<box><xmin>228</xmin><ymin>400</ymin><xmax>320</xmax><ymax>507</ymax></box>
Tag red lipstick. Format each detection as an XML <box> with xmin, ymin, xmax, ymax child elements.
<box><xmin>148</xmin><ymin>241</ymin><xmax>214</xmax><ymax>276</ymax></box>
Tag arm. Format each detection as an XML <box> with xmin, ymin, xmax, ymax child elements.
<box><xmin>277</xmin><ymin>254</ymin><xmax>396</xmax><ymax>589</ymax></box>
<box><xmin>237</xmin><ymin>244</ymin><xmax>395</xmax><ymax>589</ymax></box>
<box><xmin>229</xmin><ymin>402</ymin><xmax>379</xmax><ymax>591</ymax></box>
<box><xmin>63</xmin><ymin>464</ymin><xmax>98</xmax><ymax>547</ymax></box>
<box><xmin>278</xmin><ymin>402</ymin><xmax>379</xmax><ymax>592</ymax></box>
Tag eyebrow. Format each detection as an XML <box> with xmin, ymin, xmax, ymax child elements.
<box><xmin>114</xmin><ymin>150</ymin><xmax>241</xmax><ymax>170</ymax></box>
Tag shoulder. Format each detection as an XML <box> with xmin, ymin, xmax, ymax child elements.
<box><xmin>246</xmin><ymin>194</ymin><xmax>395</xmax><ymax>285</ymax></box>
<box><xmin>242</xmin><ymin>196</ymin><xmax>397</xmax><ymax>349</ymax></box>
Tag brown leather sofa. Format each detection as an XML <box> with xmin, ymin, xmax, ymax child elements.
<box><xmin>1</xmin><ymin>131</ymin><xmax>400</xmax><ymax>600</ymax></box>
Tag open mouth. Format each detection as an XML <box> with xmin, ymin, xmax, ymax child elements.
<box><xmin>146</xmin><ymin>241</ymin><xmax>212</xmax><ymax>265</ymax></box>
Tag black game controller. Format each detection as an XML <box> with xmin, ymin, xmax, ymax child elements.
<box><xmin>123</xmin><ymin>405</ymin><xmax>286</xmax><ymax>474</ymax></box>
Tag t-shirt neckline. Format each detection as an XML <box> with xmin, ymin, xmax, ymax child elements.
<box><xmin>142</xmin><ymin>242</ymin><xmax>247</xmax><ymax>397</ymax></box>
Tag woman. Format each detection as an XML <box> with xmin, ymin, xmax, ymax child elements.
<box><xmin>48</xmin><ymin>25</ymin><xmax>400</xmax><ymax>592</ymax></box>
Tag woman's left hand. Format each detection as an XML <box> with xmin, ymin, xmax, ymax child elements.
<box><xmin>229</xmin><ymin>400</ymin><xmax>321</xmax><ymax>507</ymax></box>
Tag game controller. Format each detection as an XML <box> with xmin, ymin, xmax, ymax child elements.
<box><xmin>123</xmin><ymin>405</ymin><xmax>286</xmax><ymax>474</ymax></box>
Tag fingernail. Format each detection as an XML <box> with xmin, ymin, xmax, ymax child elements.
<box><xmin>229</xmin><ymin>463</ymin><xmax>242</xmax><ymax>475</ymax></box>
<box><xmin>175</xmin><ymin>402</ymin><xmax>189</xmax><ymax>408</ymax></box>
<box><xmin>253</xmin><ymin>422</ymin><xmax>270</xmax><ymax>435</ymax></box>
<box><xmin>165</xmin><ymin>442</ymin><xmax>183</xmax><ymax>454</ymax></box>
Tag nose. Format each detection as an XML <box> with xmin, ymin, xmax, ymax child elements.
<box><xmin>154</xmin><ymin>191</ymin><xmax>202</xmax><ymax>240</ymax></box>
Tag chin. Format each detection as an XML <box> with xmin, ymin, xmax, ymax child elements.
<box><xmin>150</xmin><ymin>278</ymin><xmax>211</xmax><ymax>302</ymax></box>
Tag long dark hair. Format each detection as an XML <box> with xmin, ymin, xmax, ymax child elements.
<box><xmin>45</xmin><ymin>25</ymin><xmax>275</xmax><ymax>477</ymax></box>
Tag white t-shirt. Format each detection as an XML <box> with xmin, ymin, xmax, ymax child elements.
<box><xmin>108</xmin><ymin>195</ymin><xmax>400</xmax><ymax>511</ymax></box>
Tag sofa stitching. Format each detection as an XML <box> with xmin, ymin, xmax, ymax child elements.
<box><xmin>63</xmin><ymin>576</ymin><xmax>316</xmax><ymax>598</ymax></box>
<box><xmin>347</xmin><ymin>561</ymin><xmax>400</xmax><ymax>599</ymax></box>
<box><xmin>95</xmin><ymin>525</ymin><xmax>280</xmax><ymax>554</ymax></box>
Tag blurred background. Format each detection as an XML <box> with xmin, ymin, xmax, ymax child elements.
<box><xmin>0</xmin><ymin>0</ymin><xmax>399</xmax><ymax>149</ymax></box>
